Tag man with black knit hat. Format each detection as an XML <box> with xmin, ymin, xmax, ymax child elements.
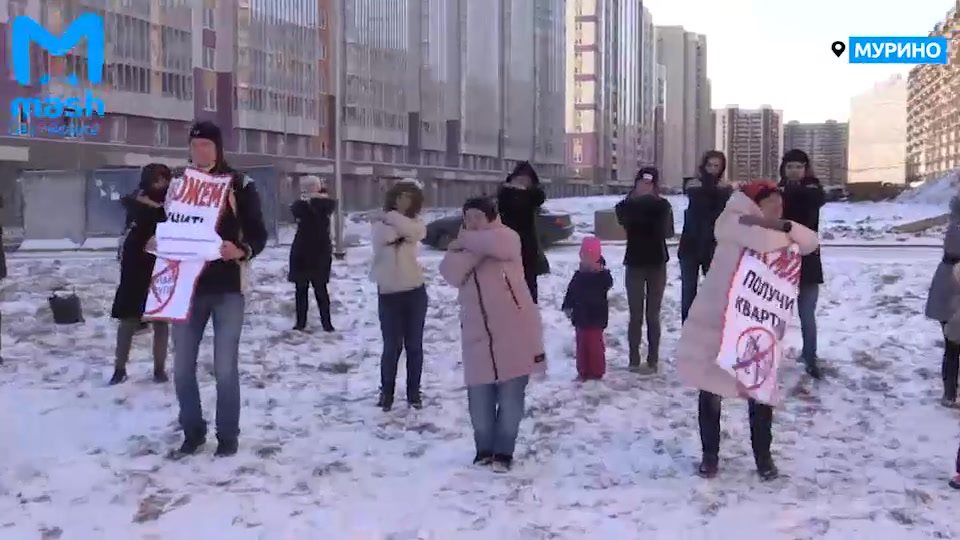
<box><xmin>615</xmin><ymin>166</ymin><xmax>674</xmax><ymax>373</ymax></box>
<box><xmin>779</xmin><ymin>149</ymin><xmax>826</xmax><ymax>379</ymax></box>
<box><xmin>678</xmin><ymin>150</ymin><xmax>732</xmax><ymax>322</ymax></box>
<box><xmin>498</xmin><ymin>161</ymin><xmax>549</xmax><ymax>302</ymax></box>
<box><xmin>170</xmin><ymin>120</ymin><xmax>268</xmax><ymax>457</ymax></box>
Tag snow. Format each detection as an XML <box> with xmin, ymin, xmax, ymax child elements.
<box><xmin>898</xmin><ymin>170</ymin><xmax>959</xmax><ymax>205</ymax></box>
<box><xmin>1</xmin><ymin>228</ymin><xmax>959</xmax><ymax>538</ymax></box>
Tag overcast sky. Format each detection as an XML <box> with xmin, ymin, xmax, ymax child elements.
<box><xmin>643</xmin><ymin>0</ymin><xmax>952</xmax><ymax>122</ymax></box>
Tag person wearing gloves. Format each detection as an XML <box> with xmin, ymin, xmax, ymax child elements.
<box><xmin>370</xmin><ymin>179</ymin><xmax>428</xmax><ymax>411</ymax></box>
<box><xmin>167</xmin><ymin>120</ymin><xmax>269</xmax><ymax>458</ymax></box>
<box><xmin>677</xmin><ymin>179</ymin><xmax>819</xmax><ymax>481</ymax></box>
<box><xmin>289</xmin><ymin>175</ymin><xmax>337</xmax><ymax>332</ymax></box>
<box><xmin>562</xmin><ymin>236</ymin><xmax>613</xmax><ymax>381</ymax></box>
<box><xmin>925</xmin><ymin>196</ymin><xmax>960</xmax><ymax>408</ymax></box>
<box><xmin>615</xmin><ymin>166</ymin><xmax>674</xmax><ymax>373</ymax></box>
<box><xmin>497</xmin><ymin>161</ymin><xmax>549</xmax><ymax>303</ymax></box>
<box><xmin>439</xmin><ymin>197</ymin><xmax>546</xmax><ymax>472</ymax></box>
<box><xmin>779</xmin><ymin>149</ymin><xmax>827</xmax><ymax>379</ymax></box>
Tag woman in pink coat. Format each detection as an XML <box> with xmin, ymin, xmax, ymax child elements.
<box><xmin>677</xmin><ymin>180</ymin><xmax>819</xmax><ymax>481</ymax></box>
<box><xmin>439</xmin><ymin>197</ymin><xmax>546</xmax><ymax>472</ymax></box>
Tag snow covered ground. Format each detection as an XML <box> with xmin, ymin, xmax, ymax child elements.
<box><xmin>1</xmin><ymin>236</ymin><xmax>959</xmax><ymax>539</ymax></box>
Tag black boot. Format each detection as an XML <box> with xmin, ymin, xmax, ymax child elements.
<box><xmin>698</xmin><ymin>454</ymin><xmax>719</xmax><ymax>478</ymax></box>
<box><xmin>214</xmin><ymin>436</ymin><xmax>238</xmax><ymax>457</ymax></box>
<box><xmin>377</xmin><ymin>391</ymin><xmax>394</xmax><ymax>412</ymax></box>
<box><xmin>108</xmin><ymin>368</ymin><xmax>128</xmax><ymax>385</ymax></box>
<box><xmin>176</xmin><ymin>429</ymin><xmax>207</xmax><ymax>456</ymax></box>
<box><xmin>408</xmin><ymin>392</ymin><xmax>423</xmax><ymax>410</ymax></box>
<box><xmin>492</xmin><ymin>454</ymin><xmax>513</xmax><ymax>473</ymax></box>
<box><xmin>321</xmin><ymin>321</ymin><xmax>335</xmax><ymax>333</ymax></box>
<box><xmin>153</xmin><ymin>368</ymin><xmax>168</xmax><ymax>383</ymax></box>
<box><xmin>473</xmin><ymin>451</ymin><xmax>493</xmax><ymax>466</ymax></box>
<box><xmin>804</xmin><ymin>357</ymin><xmax>823</xmax><ymax>380</ymax></box>
<box><xmin>756</xmin><ymin>456</ymin><xmax>779</xmax><ymax>481</ymax></box>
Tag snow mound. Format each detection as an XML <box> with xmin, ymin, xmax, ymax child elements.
<box><xmin>897</xmin><ymin>170</ymin><xmax>959</xmax><ymax>205</ymax></box>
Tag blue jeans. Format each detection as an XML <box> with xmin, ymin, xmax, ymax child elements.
<box><xmin>378</xmin><ymin>285</ymin><xmax>428</xmax><ymax>400</ymax></box>
<box><xmin>797</xmin><ymin>283</ymin><xmax>819</xmax><ymax>362</ymax></box>
<box><xmin>467</xmin><ymin>375</ymin><xmax>529</xmax><ymax>457</ymax></box>
<box><xmin>173</xmin><ymin>293</ymin><xmax>245</xmax><ymax>439</ymax></box>
<box><xmin>680</xmin><ymin>258</ymin><xmax>709</xmax><ymax>322</ymax></box>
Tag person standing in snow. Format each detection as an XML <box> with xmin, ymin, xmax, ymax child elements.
<box><xmin>677</xmin><ymin>180</ymin><xmax>819</xmax><ymax>481</ymax></box>
<box><xmin>615</xmin><ymin>166</ymin><xmax>674</xmax><ymax>373</ymax></box>
<box><xmin>109</xmin><ymin>163</ymin><xmax>171</xmax><ymax>385</ymax></box>
<box><xmin>370</xmin><ymin>179</ymin><xmax>428</xmax><ymax>411</ymax></box>
<box><xmin>289</xmin><ymin>175</ymin><xmax>336</xmax><ymax>332</ymax></box>
<box><xmin>439</xmin><ymin>197</ymin><xmax>546</xmax><ymax>472</ymax></box>
<box><xmin>164</xmin><ymin>121</ymin><xmax>268</xmax><ymax>458</ymax></box>
<box><xmin>779</xmin><ymin>149</ymin><xmax>826</xmax><ymax>379</ymax></box>
<box><xmin>0</xmin><ymin>194</ymin><xmax>6</xmax><ymax>365</ymax></box>
<box><xmin>678</xmin><ymin>151</ymin><xmax>731</xmax><ymax>322</ymax></box>
<box><xmin>926</xmin><ymin>196</ymin><xmax>960</xmax><ymax>408</ymax></box>
<box><xmin>561</xmin><ymin>236</ymin><xmax>612</xmax><ymax>381</ymax></box>
<box><xmin>497</xmin><ymin>161</ymin><xmax>549</xmax><ymax>303</ymax></box>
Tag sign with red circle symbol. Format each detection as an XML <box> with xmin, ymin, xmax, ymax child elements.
<box><xmin>731</xmin><ymin>326</ymin><xmax>777</xmax><ymax>391</ymax></box>
<box><xmin>143</xmin><ymin>259</ymin><xmax>180</xmax><ymax>317</ymax></box>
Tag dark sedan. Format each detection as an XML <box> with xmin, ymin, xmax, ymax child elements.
<box><xmin>423</xmin><ymin>209</ymin><xmax>574</xmax><ymax>250</ymax></box>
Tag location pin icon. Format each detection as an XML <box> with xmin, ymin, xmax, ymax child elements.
<box><xmin>831</xmin><ymin>41</ymin><xmax>846</xmax><ymax>57</ymax></box>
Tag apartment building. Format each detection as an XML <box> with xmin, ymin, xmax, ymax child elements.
<box><xmin>849</xmin><ymin>75</ymin><xmax>907</xmax><ymax>184</ymax></box>
<box><xmin>714</xmin><ymin>105</ymin><xmax>783</xmax><ymax>184</ymax></box>
<box><xmin>783</xmin><ymin>120</ymin><xmax>849</xmax><ymax>186</ymax></box>
<box><xmin>0</xmin><ymin>0</ymin><xmax>333</xmax><ymax>172</ymax></box>
<box><xmin>566</xmin><ymin>0</ymin><xmax>654</xmax><ymax>186</ymax></box>
<box><xmin>907</xmin><ymin>1</ymin><xmax>960</xmax><ymax>182</ymax></box>
<box><xmin>655</xmin><ymin>25</ymin><xmax>711</xmax><ymax>188</ymax></box>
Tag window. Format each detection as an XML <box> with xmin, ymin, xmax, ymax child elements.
<box><xmin>203</xmin><ymin>7</ymin><xmax>215</xmax><ymax>29</ymax></box>
<box><xmin>203</xmin><ymin>46</ymin><xmax>215</xmax><ymax>69</ymax></box>
<box><xmin>319</xmin><ymin>8</ymin><xmax>327</xmax><ymax>29</ymax></box>
<box><xmin>260</xmin><ymin>132</ymin><xmax>268</xmax><ymax>154</ymax></box>
<box><xmin>237</xmin><ymin>129</ymin><xmax>247</xmax><ymax>152</ymax></box>
<box><xmin>110</xmin><ymin>116</ymin><xmax>127</xmax><ymax>142</ymax></box>
<box><xmin>11</xmin><ymin>104</ymin><xmax>29</xmax><ymax>135</ymax></box>
<box><xmin>277</xmin><ymin>134</ymin><xmax>286</xmax><ymax>156</ymax></box>
<box><xmin>297</xmin><ymin>136</ymin><xmax>307</xmax><ymax>157</ymax></box>
<box><xmin>154</xmin><ymin>121</ymin><xmax>169</xmax><ymax>146</ymax></box>
<box><xmin>205</xmin><ymin>86</ymin><xmax>217</xmax><ymax>111</ymax></box>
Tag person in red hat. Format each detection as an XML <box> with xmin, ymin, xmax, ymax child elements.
<box><xmin>562</xmin><ymin>235</ymin><xmax>613</xmax><ymax>380</ymax></box>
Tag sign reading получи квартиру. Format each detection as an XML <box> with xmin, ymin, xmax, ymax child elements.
<box><xmin>8</xmin><ymin>13</ymin><xmax>105</xmax><ymax>138</ymax></box>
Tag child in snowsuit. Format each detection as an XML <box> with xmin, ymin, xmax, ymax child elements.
<box><xmin>562</xmin><ymin>236</ymin><xmax>613</xmax><ymax>380</ymax></box>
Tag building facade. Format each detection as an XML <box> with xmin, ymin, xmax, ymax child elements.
<box><xmin>849</xmin><ymin>75</ymin><xmax>908</xmax><ymax>184</ymax></box>
<box><xmin>714</xmin><ymin>105</ymin><xmax>783</xmax><ymax>184</ymax></box>
<box><xmin>907</xmin><ymin>1</ymin><xmax>960</xmax><ymax>182</ymax></box>
<box><xmin>783</xmin><ymin>120</ymin><xmax>849</xmax><ymax>186</ymax></box>
<box><xmin>655</xmin><ymin>25</ymin><xmax>711</xmax><ymax>188</ymax></box>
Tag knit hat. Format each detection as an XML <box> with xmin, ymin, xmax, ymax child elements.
<box><xmin>189</xmin><ymin>120</ymin><xmax>222</xmax><ymax>149</ymax></box>
<box><xmin>580</xmin><ymin>236</ymin><xmax>602</xmax><ymax>264</ymax></box>
<box><xmin>741</xmin><ymin>179</ymin><xmax>780</xmax><ymax>204</ymax></box>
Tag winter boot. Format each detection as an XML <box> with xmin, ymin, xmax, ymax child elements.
<box><xmin>492</xmin><ymin>454</ymin><xmax>513</xmax><ymax>473</ymax></box>
<box><xmin>214</xmin><ymin>436</ymin><xmax>238</xmax><ymax>457</ymax></box>
<box><xmin>949</xmin><ymin>475</ymin><xmax>960</xmax><ymax>489</ymax></box>
<box><xmin>153</xmin><ymin>369</ymin><xmax>168</xmax><ymax>383</ymax></box>
<box><xmin>408</xmin><ymin>393</ymin><xmax>423</xmax><ymax>410</ymax></box>
<box><xmin>176</xmin><ymin>429</ymin><xmax>207</xmax><ymax>456</ymax></box>
<box><xmin>804</xmin><ymin>357</ymin><xmax>823</xmax><ymax>380</ymax></box>
<box><xmin>473</xmin><ymin>451</ymin><xmax>494</xmax><ymax>466</ymax></box>
<box><xmin>698</xmin><ymin>455</ymin><xmax>719</xmax><ymax>478</ymax></box>
<box><xmin>377</xmin><ymin>391</ymin><xmax>394</xmax><ymax>412</ymax></box>
<box><xmin>108</xmin><ymin>368</ymin><xmax>128</xmax><ymax>385</ymax></box>
<box><xmin>756</xmin><ymin>457</ymin><xmax>780</xmax><ymax>481</ymax></box>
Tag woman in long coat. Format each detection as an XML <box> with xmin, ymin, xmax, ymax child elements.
<box><xmin>497</xmin><ymin>161</ymin><xmax>549</xmax><ymax>303</ymax></box>
<box><xmin>109</xmin><ymin>163</ymin><xmax>171</xmax><ymax>385</ymax></box>
<box><xmin>925</xmin><ymin>196</ymin><xmax>960</xmax><ymax>408</ymax></box>
<box><xmin>289</xmin><ymin>175</ymin><xmax>336</xmax><ymax>332</ymax></box>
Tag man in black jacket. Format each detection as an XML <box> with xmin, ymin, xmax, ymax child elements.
<box><xmin>498</xmin><ymin>161</ymin><xmax>549</xmax><ymax>303</ymax></box>
<box><xmin>678</xmin><ymin>150</ymin><xmax>731</xmax><ymax>322</ymax></box>
<box><xmin>0</xmin><ymin>194</ymin><xmax>5</xmax><ymax>365</ymax></box>
<box><xmin>779</xmin><ymin>149</ymin><xmax>826</xmax><ymax>379</ymax></box>
<box><xmin>171</xmin><ymin>121</ymin><xmax>268</xmax><ymax>457</ymax></box>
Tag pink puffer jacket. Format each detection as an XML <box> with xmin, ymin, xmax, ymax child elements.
<box><xmin>439</xmin><ymin>223</ymin><xmax>546</xmax><ymax>386</ymax></box>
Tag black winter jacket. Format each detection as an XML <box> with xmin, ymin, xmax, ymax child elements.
<box><xmin>111</xmin><ymin>196</ymin><xmax>166</xmax><ymax>319</ymax></box>
<box><xmin>562</xmin><ymin>264</ymin><xmax>613</xmax><ymax>329</ymax></box>
<box><xmin>288</xmin><ymin>196</ymin><xmax>336</xmax><ymax>284</ymax></box>
<box><xmin>780</xmin><ymin>176</ymin><xmax>825</xmax><ymax>284</ymax></box>
<box><xmin>615</xmin><ymin>195</ymin><xmax>674</xmax><ymax>267</ymax></box>
<box><xmin>677</xmin><ymin>175</ymin><xmax>732</xmax><ymax>264</ymax></box>
<box><xmin>498</xmin><ymin>167</ymin><xmax>549</xmax><ymax>276</ymax></box>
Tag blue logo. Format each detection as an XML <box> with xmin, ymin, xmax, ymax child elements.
<box><xmin>8</xmin><ymin>13</ymin><xmax>105</xmax><ymax>137</ymax></box>
<box><xmin>846</xmin><ymin>36</ymin><xmax>949</xmax><ymax>64</ymax></box>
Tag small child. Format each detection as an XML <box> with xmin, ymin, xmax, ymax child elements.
<box><xmin>562</xmin><ymin>236</ymin><xmax>613</xmax><ymax>380</ymax></box>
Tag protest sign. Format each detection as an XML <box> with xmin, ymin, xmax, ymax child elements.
<box><xmin>143</xmin><ymin>168</ymin><xmax>231</xmax><ymax>322</ymax></box>
<box><xmin>715</xmin><ymin>246</ymin><xmax>802</xmax><ymax>405</ymax></box>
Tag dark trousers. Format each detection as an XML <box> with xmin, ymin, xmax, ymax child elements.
<box><xmin>378</xmin><ymin>285</ymin><xmax>428</xmax><ymax>400</ymax></box>
<box><xmin>943</xmin><ymin>323</ymin><xmax>960</xmax><ymax>400</ymax></box>
<box><xmin>797</xmin><ymin>283</ymin><xmax>819</xmax><ymax>363</ymax></box>
<box><xmin>698</xmin><ymin>390</ymin><xmax>773</xmax><ymax>467</ymax></box>
<box><xmin>680</xmin><ymin>258</ymin><xmax>710</xmax><ymax>322</ymax></box>
<box><xmin>294</xmin><ymin>277</ymin><xmax>332</xmax><ymax>328</ymax></box>
<box><xmin>115</xmin><ymin>318</ymin><xmax>169</xmax><ymax>372</ymax></box>
<box><xmin>955</xmin><ymin>441</ymin><xmax>960</xmax><ymax>474</ymax></box>
<box><xmin>575</xmin><ymin>327</ymin><xmax>605</xmax><ymax>379</ymax></box>
<box><xmin>625</xmin><ymin>265</ymin><xmax>667</xmax><ymax>366</ymax></box>
<box><xmin>525</xmin><ymin>272</ymin><xmax>539</xmax><ymax>304</ymax></box>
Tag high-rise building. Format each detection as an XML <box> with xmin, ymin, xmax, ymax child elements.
<box><xmin>907</xmin><ymin>1</ymin><xmax>960</xmax><ymax>182</ymax></box>
<box><xmin>714</xmin><ymin>105</ymin><xmax>783</xmax><ymax>184</ymax></box>
<box><xmin>849</xmin><ymin>75</ymin><xmax>907</xmax><ymax>184</ymax></box>
<box><xmin>655</xmin><ymin>25</ymin><xmax>711</xmax><ymax>188</ymax></box>
<box><xmin>566</xmin><ymin>0</ymin><xmax>655</xmax><ymax>187</ymax></box>
<box><xmin>783</xmin><ymin>120</ymin><xmax>849</xmax><ymax>186</ymax></box>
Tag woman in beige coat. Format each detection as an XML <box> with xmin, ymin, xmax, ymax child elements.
<box><xmin>676</xmin><ymin>180</ymin><xmax>819</xmax><ymax>481</ymax></box>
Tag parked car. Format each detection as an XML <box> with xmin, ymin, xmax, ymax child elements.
<box><xmin>423</xmin><ymin>207</ymin><xmax>575</xmax><ymax>250</ymax></box>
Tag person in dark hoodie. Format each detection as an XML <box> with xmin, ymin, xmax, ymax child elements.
<box><xmin>498</xmin><ymin>161</ymin><xmax>549</xmax><ymax>303</ymax></box>
<box><xmin>615</xmin><ymin>166</ymin><xmax>674</xmax><ymax>373</ymax></box>
<box><xmin>109</xmin><ymin>163</ymin><xmax>171</xmax><ymax>385</ymax></box>
<box><xmin>562</xmin><ymin>236</ymin><xmax>613</xmax><ymax>380</ymax></box>
<box><xmin>289</xmin><ymin>175</ymin><xmax>336</xmax><ymax>332</ymax></box>
<box><xmin>779</xmin><ymin>149</ymin><xmax>826</xmax><ymax>380</ymax></box>
<box><xmin>162</xmin><ymin>121</ymin><xmax>268</xmax><ymax>458</ymax></box>
<box><xmin>678</xmin><ymin>151</ymin><xmax>732</xmax><ymax>322</ymax></box>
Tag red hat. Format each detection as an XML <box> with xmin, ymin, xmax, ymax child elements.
<box><xmin>741</xmin><ymin>179</ymin><xmax>780</xmax><ymax>204</ymax></box>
